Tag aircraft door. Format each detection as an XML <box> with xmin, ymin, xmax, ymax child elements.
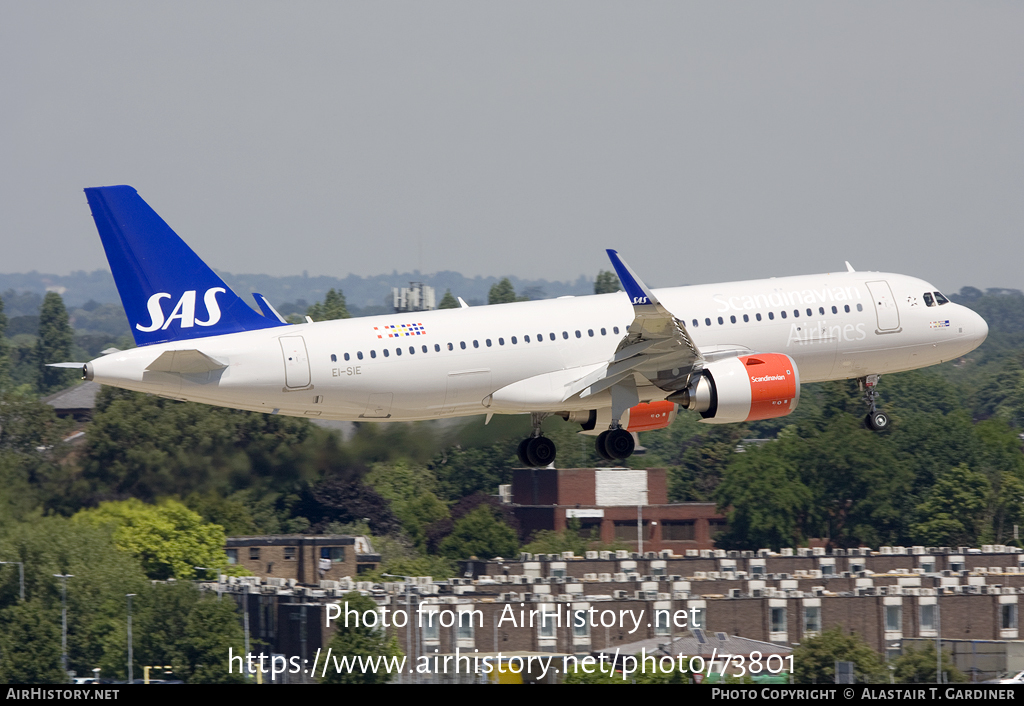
<box><xmin>866</xmin><ymin>281</ymin><xmax>901</xmax><ymax>332</ymax></box>
<box><xmin>280</xmin><ymin>335</ymin><xmax>311</xmax><ymax>388</ymax></box>
<box><xmin>443</xmin><ymin>369</ymin><xmax>492</xmax><ymax>414</ymax></box>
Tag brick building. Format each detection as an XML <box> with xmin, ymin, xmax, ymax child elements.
<box><xmin>210</xmin><ymin>544</ymin><xmax>1024</xmax><ymax>683</ymax></box>
<box><xmin>225</xmin><ymin>535</ymin><xmax>381</xmax><ymax>584</ymax></box>
<box><xmin>510</xmin><ymin>467</ymin><xmax>726</xmax><ymax>551</ymax></box>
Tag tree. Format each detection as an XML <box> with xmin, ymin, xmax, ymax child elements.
<box><xmin>892</xmin><ymin>642</ymin><xmax>966</xmax><ymax>683</ymax></box>
<box><xmin>73</xmin><ymin>498</ymin><xmax>231</xmax><ymax>580</ymax></box>
<box><xmin>438</xmin><ymin>505</ymin><xmax>519</xmax><ymax>560</ymax></box>
<box><xmin>0</xmin><ymin>293</ymin><xmax>11</xmax><ymax>391</ymax></box>
<box><xmin>792</xmin><ymin>627</ymin><xmax>886</xmax><ymax>683</ymax></box>
<box><xmin>307</xmin><ymin>288</ymin><xmax>350</xmax><ymax>321</ymax></box>
<box><xmin>180</xmin><ymin>595</ymin><xmax>247</xmax><ymax>683</ymax></box>
<box><xmin>488</xmin><ymin>278</ymin><xmax>518</xmax><ymax>305</ymax></box>
<box><xmin>34</xmin><ymin>292</ymin><xmax>75</xmax><ymax>394</ymax></box>
<box><xmin>594</xmin><ymin>270</ymin><xmax>621</xmax><ymax>294</ymax></box>
<box><xmin>910</xmin><ymin>464</ymin><xmax>991</xmax><ymax>547</ymax></box>
<box><xmin>437</xmin><ymin>289</ymin><xmax>459</xmax><ymax>309</ymax></box>
<box><xmin>320</xmin><ymin>592</ymin><xmax>403</xmax><ymax>684</ymax></box>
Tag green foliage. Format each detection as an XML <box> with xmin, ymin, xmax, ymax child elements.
<box><xmin>80</xmin><ymin>387</ymin><xmax>316</xmax><ymax>504</ymax></box>
<box><xmin>439</xmin><ymin>505</ymin><xmax>519</xmax><ymax>560</ymax></box>
<box><xmin>0</xmin><ymin>516</ymin><xmax>150</xmax><ymax>683</ymax></box>
<box><xmin>910</xmin><ymin>464</ymin><xmax>991</xmax><ymax>547</ymax></box>
<box><xmin>522</xmin><ymin>517</ymin><xmax>625</xmax><ymax>555</ymax></box>
<box><xmin>320</xmin><ymin>592</ymin><xmax>403</xmax><ymax>684</ymax></box>
<box><xmin>0</xmin><ymin>294</ymin><xmax>11</xmax><ymax>391</ymax></box>
<box><xmin>891</xmin><ymin>643</ymin><xmax>967</xmax><ymax>683</ymax></box>
<box><xmin>437</xmin><ymin>289</ymin><xmax>459</xmax><ymax>309</ymax></box>
<box><xmin>594</xmin><ymin>269</ymin><xmax>622</xmax><ymax>295</ymax></box>
<box><xmin>792</xmin><ymin>627</ymin><xmax>887</xmax><ymax>684</ymax></box>
<box><xmin>307</xmin><ymin>288</ymin><xmax>350</xmax><ymax>321</ymax></box>
<box><xmin>34</xmin><ymin>292</ymin><xmax>76</xmax><ymax>394</ymax></box>
<box><xmin>73</xmin><ymin>499</ymin><xmax>230</xmax><ymax>580</ymax></box>
<box><xmin>488</xmin><ymin>278</ymin><xmax>525</xmax><ymax>305</ymax></box>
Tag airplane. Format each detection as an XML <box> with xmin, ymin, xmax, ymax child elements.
<box><xmin>62</xmin><ymin>185</ymin><xmax>989</xmax><ymax>467</ymax></box>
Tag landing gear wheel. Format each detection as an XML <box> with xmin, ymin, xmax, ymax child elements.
<box><xmin>603</xmin><ymin>428</ymin><xmax>635</xmax><ymax>461</ymax></box>
<box><xmin>526</xmin><ymin>437</ymin><xmax>557</xmax><ymax>467</ymax></box>
<box><xmin>595</xmin><ymin>431</ymin><xmax>615</xmax><ymax>461</ymax></box>
<box><xmin>865</xmin><ymin>411</ymin><xmax>889</xmax><ymax>432</ymax></box>
<box><xmin>517</xmin><ymin>438</ymin><xmax>532</xmax><ymax>466</ymax></box>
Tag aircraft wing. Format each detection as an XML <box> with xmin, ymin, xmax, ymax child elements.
<box><xmin>570</xmin><ymin>250</ymin><xmax>704</xmax><ymax>401</ymax></box>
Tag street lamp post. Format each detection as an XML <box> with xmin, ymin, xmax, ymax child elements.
<box><xmin>126</xmin><ymin>594</ymin><xmax>136</xmax><ymax>683</ymax></box>
<box><xmin>383</xmin><ymin>573</ymin><xmax>416</xmax><ymax>684</ymax></box>
<box><xmin>54</xmin><ymin>573</ymin><xmax>74</xmax><ymax>681</ymax></box>
<box><xmin>0</xmin><ymin>561</ymin><xmax>24</xmax><ymax>601</ymax></box>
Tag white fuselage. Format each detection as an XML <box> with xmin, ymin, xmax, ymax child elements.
<box><xmin>87</xmin><ymin>271</ymin><xmax>988</xmax><ymax>423</ymax></box>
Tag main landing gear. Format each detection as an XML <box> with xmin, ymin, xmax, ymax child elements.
<box><xmin>596</xmin><ymin>428</ymin><xmax>634</xmax><ymax>462</ymax></box>
<box><xmin>860</xmin><ymin>374</ymin><xmax>890</xmax><ymax>432</ymax></box>
<box><xmin>517</xmin><ymin>413</ymin><xmax>557</xmax><ymax>468</ymax></box>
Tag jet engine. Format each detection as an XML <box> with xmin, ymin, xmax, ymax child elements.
<box><xmin>566</xmin><ymin>400</ymin><xmax>678</xmax><ymax>434</ymax></box>
<box><xmin>670</xmin><ymin>353</ymin><xmax>800</xmax><ymax>424</ymax></box>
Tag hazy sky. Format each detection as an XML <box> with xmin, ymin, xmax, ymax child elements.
<box><xmin>2</xmin><ymin>2</ymin><xmax>1021</xmax><ymax>293</ymax></box>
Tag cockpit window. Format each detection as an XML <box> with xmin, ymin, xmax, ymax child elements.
<box><xmin>934</xmin><ymin>291</ymin><xmax>949</xmax><ymax>305</ymax></box>
<box><xmin>923</xmin><ymin>292</ymin><xmax>935</xmax><ymax>307</ymax></box>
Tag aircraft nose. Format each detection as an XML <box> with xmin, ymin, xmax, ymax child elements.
<box><xmin>973</xmin><ymin>309</ymin><xmax>989</xmax><ymax>345</ymax></box>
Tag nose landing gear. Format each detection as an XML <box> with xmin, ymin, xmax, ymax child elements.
<box><xmin>861</xmin><ymin>375</ymin><xmax>890</xmax><ymax>432</ymax></box>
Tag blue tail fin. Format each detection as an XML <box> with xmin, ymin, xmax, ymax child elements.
<box><xmin>85</xmin><ymin>185</ymin><xmax>287</xmax><ymax>346</ymax></box>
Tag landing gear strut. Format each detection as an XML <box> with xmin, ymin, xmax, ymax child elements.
<box><xmin>517</xmin><ymin>413</ymin><xmax>557</xmax><ymax>467</ymax></box>
<box><xmin>860</xmin><ymin>374</ymin><xmax>890</xmax><ymax>432</ymax></box>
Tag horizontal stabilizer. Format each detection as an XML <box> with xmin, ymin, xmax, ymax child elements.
<box><xmin>46</xmin><ymin>362</ymin><xmax>86</xmax><ymax>369</ymax></box>
<box><xmin>146</xmin><ymin>349</ymin><xmax>227</xmax><ymax>374</ymax></box>
<box><xmin>253</xmin><ymin>293</ymin><xmax>288</xmax><ymax>323</ymax></box>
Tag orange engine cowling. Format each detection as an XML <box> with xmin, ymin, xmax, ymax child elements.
<box><xmin>624</xmin><ymin>400</ymin><xmax>677</xmax><ymax>432</ymax></box>
<box><xmin>682</xmin><ymin>353</ymin><xmax>800</xmax><ymax>424</ymax></box>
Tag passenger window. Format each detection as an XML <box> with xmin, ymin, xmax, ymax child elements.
<box><xmin>394</xmin><ymin>348</ymin><xmax>400</xmax><ymax>356</ymax></box>
<box><xmin>575</xmin><ymin>330</ymin><xmax>582</xmax><ymax>338</ymax></box>
<box><xmin>344</xmin><ymin>353</ymin><xmax>350</xmax><ymax>361</ymax></box>
<box><xmin>330</xmin><ymin>354</ymin><xmax>337</xmax><ymax>362</ymax></box>
<box><xmin>756</xmin><ymin>313</ymin><xmax>762</xmax><ymax>322</ymax></box>
<box><xmin>588</xmin><ymin>329</ymin><xmax>594</xmax><ymax>337</ymax></box>
<box><xmin>370</xmin><ymin>350</ymin><xmax>377</xmax><ymax>359</ymax></box>
<box><xmin>705</xmin><ymin>318</ymin><xmax>712</xmax><ymax>326</ymax></box>
<box><xmin>512</xmin><ymin>336</ymin><xmax>518</xmax><ymax>344</ymax></box>
<box><xmin>383</xmin><ymin>349</ymin><xmax>389</xmax><ymax>357</ymax></box>
<box><xmin>730</xmin><ymin>315</ymin><xmax>736</xmax><ymax>324</ymax></box>
<box><xmin>499</xmin><ymin>338</ymin><xmax>505</xmax><ymax>345</ymax></box>
<box><xmin>781</xmin><ymin>311</ymin><xmax>787</xmax><ymax>319</ymax></box>
<box><xmin>524</xmin><ymin>335</ymin><xmax>530</xmax><ymax>343</ymax></box>
<box><xmin>447</xmin><ymin>343</ymin><xmax>454</xmax><ymax>351</ymax></box>
<box><xmin>716</xmin><ymin>317</ymin><xmax>723</xmax><ymax>325</ymax></box>
<box><xmin>434</xmin><ymin>344</ymin><xmax>440</xmax><ymax>352</ymax></box>
<box><xmin>357</xmin><ymin>351</ymin><xmax>363</xmax><ymax>360</ymax></box>
<box><xmin>549</xmin><ymin>333</ymin><xmax>555</xmax><ymax>341</ymax></box>
<box><xmin>460</xmin><ymin>341</ymin><xmax>467</xmax><ymax>349</ymax></box>
<box><xmin>408</xmin><ymin>346</ymin><xmax>414</xmax><ymax>354</ymax></box>
<box><xmin>421</xmin><ymin>346</ymin><xmax>427</xmax><ymax>353</ymax></box>
<box><xmin>934</xmin><ymin>292</ymin><xmax>949</xmax><ymax>305</ymax></box>
<box><xmin>793</xmin><ymin>309</ymin><xmax>799</xmax><ymax>318</ymax></box>
<box><xmin>563</xmin><ymin>331</ymin><xmax>569</xmax><ymax>339</ymax></box>
<box><xmin>844</xmin><ymin>305</ymin><xmax>850</xmax><ymax>313</ymax></box>
<box><xmin>601</xmin><ymin>328</ymin><xmax>607</xmax><ymax>335</ymax></box>
<box><xmin>819</xmin><ymin>307</ymin><xmax>825</xmax><ymax>315</ymax></box>
<box><xmin>473</xmin><ymin>340</ymin><xmax>479</xmax><ymax>348</ymax></box>
<box><xmin>537</xmin><ymin>333</ymin><xmax>543</xmax><ymax>341</ymax></box>
<box><xmin>831</xmin><ymin>306</ymin><xmax>838</xmax><ymax>314</ymax></box>
<box><xmin>486</xmin><ymin>339</ymin><xmax>492</xmax><ymax>347</ymax></box>
<box><xmin>692</xmin><ymin>319</ymin><xmax>699</xmax><ymax>327</ymax></box>
<box><xmin>856</xmin><ymin>303</ymin><xmax>863</xmax><ymax>312</ymax></box>
<box><xmin>743</xmin><ymin>314</ymin><xmax>749</xmax><ymax>323</ymax></box>
<box><xmin>613</xmin><ymin>327</ymin><xmax>620</xmax><ymax>334</ymax></box>
<box><xmin>768</xmin><ymin>312</ymin><xmax>774</xmax><ymax>320</ymax></box>
<box><xmin>806</xmin><ymin>308</ymin><xmax>812</xmax><ymax>317</ymax></box>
